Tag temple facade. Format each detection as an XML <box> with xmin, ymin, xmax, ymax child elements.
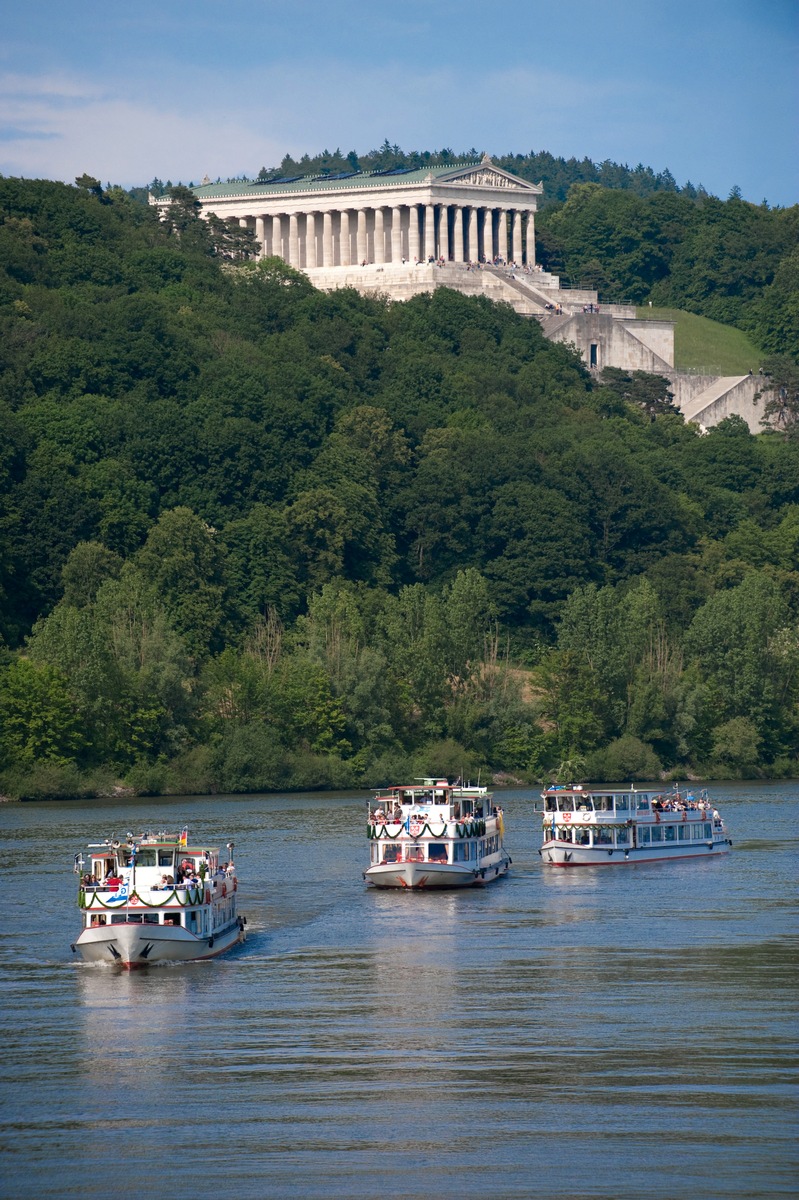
<box><xmin>158</xmin><ymin>156</ymin><xmax>542</xmax><ymax>270</ymax></box>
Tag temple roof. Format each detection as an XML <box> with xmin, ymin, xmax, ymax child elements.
<box><xmin>187</xmin><ymin>159</ymin><xmax>542</xmax><ymax>202</ymax></box>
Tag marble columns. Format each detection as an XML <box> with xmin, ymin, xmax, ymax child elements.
<box><xmin>391</xmin><ymin>206</ymin><xmax>403</xmax><ymax>260</ymax></box>
<box><xmin>424</xmin><ymin>204</ymin><xmax>436</xmax><ymax>260</ymax></box>
<box><xmin>439</xmin><ymin>205</ymin><xmax>449</xmax><ymax>262</ymax></box>
<box><xmin>453</xmin><ymin>206</ymin><xmax>464</xmax><ymax>262</ymax></box>
<box><xmin>409</xmin><ymin>205</ymin><xmax>420</xmax><ymax>261</ymax></box>
<box><xmin>525</xmin><ymin>210</ymin><xmax>535</xmax><ymax>266</ymax></box>
<box><xmin>374</xmin><ymin>208</ymin><xmax>385</xmax><ymax>264</ymax></box>
<box><xmin>340</xmin><ymin>210</ymin><xmax>351</xmax><ymax>266</ymax></box>
<box><xmin>512</xmin><ymin>211</ymin><xmax>523</xmax><ymax>264</ymax></box>
<box><xmin>468</xmin><ymin>208</ymin><xmax>479</xmax><ymax>262</ymax></box>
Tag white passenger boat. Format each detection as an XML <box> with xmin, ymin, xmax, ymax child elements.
<box><xmin>365</xmin><ymin>778</ymin><xmax>510</xmax><ymax>888</ymax></box>
<box><xmin>72</xmin><ymin>829</ymin><xmax>246</xmax><ymax>967</ymax></box>
<box><xmin>538</xmin><ymin>785</ymin><xmax>732</xmax><ymax>866</ymax></box>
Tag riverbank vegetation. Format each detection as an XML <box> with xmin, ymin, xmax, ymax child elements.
<box><xmin>0</xmin><ymin>173</ymin><xmax>797</xmax><ymax>798</ymax></box>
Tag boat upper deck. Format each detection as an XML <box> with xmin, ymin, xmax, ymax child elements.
<box><xmin>540</xmin><ymin>786</ymin><xmax>722</xmax><ymax>824</ymax></box>
<box><xmin>369</xmin><ymin>779</ymin><xmax>492</xmax><ymax>825</ymax></box>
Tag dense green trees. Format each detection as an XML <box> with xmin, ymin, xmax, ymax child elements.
<box><xmin>0</xmin><ymin>174</ymin><xmax>798</xmax><ymax>796</ymax></box>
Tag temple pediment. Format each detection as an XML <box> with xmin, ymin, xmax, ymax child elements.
<box><xmin>436</xmin><ymin>157</ymin><xmax>542</xmax><ymax>192</ymax></box>
<box><xmin>446</xmin><ymin>166</ymin><xmax>536</xmax><ymax>190</ymax></box>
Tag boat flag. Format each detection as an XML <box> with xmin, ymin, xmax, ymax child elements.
<box><xmin>179</xmin><ymin>828</ymin><xmax>188</xmax><ymax>846</ymax></box>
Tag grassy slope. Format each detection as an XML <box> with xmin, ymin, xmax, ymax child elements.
<box><xmin>635</xmin><ymin>307</ymin><xmax>763</xmax><ymax>374</ymax></box>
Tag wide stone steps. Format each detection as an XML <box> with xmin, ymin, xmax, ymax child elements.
<box><xmin>680</xmin><ymin>376</ymin><xmax>749</xmax><ymax>423</ymax></box>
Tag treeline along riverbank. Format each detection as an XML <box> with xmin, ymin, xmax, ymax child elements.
<box><xmin>0</xmin><ymin>175</ymin><xmax>798</xmax><ymax>798</ymax></box>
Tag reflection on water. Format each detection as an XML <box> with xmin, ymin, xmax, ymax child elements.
<box><xmin>0</xmin><ymin>784</ymin><xmax>796</xmax><ymax>1198</ymax></box>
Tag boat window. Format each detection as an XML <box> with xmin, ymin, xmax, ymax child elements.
<box><xmin>89</xmin><ymin>914</ymin><xmax>106</xmax><ymax>927</ymax></box>
<box><xmin>558</xmin><ymin>826</ymin><xmax>573</xmax><ymax>843</ymax></box>
<box><xmin>704</xmin><ymin>823</ymin><xmax>712</xmax><ymax>838</ymax></box>
<box><xmin>651</xmin><ymin>826</ymin><xmax>664</xmax><ymax>842</ymax></box>
<box><xmin>407</xmin><ymin>845</ymin><xmax>424</xmax><ymax>862</ymax></box>
<box><xmin>594</xmin><ymin>828</ymin><xmax>613</xmax><ymax>844</ymax></box>
<box><xmin>616</xmin><ymin>794</ymin><xmax>630</xmax><ymax>811</ymax></box>
<box><xmin>678</xmin><ymin>826</ymin><xmax>690</xmax><ymax>841</ymax></box>
<box><xmin>370</xmin><ymin>844</ymin><xmax>380</xmax><ymax>864</ymax></box>
<box><xmin>383</xmin><ymin>844</ymin><xmax>401</xmax><ymax>863</ymax></box>
<box><xmin>665</xmin><ymin>826</ymin><xmax>676</xmax><ymax>841</ymax></box>
<box><xmin>545</xmin><ymin>796</ymin><xmax>558</xmax><ymax>812</ymax></box>
<box><xmin>136</xmin><ymin>849</ymin><xmax>157</xmax><ymax>866</ymax></box>
<box><xmin>164</xmin><ymin>913</ymin><xmax>181</xmax><ymax>926</ymax></box>
<box><xmin>636</xmin><ymin>795</ymin><xmax>650</xmax><ymax>810</ymax></box>
<box><xmin>615</xmin><ymin>828</ymin><xmax>629</xmax><ymax>844</ymax></box>
<box><xmin>640</xmin><ymin>827</ymin><xmax>651</xmax><ymax>844</ymax></box>
<box><xmin>594</xmin><ymin>796</ymin><xmax>613</xmax><ymax>812</ymax></box>
<box><xmin>557</xmin><ymin>797</ymin><xmax>575</xmax><ymax>812</ymax></box>
<box><xmin>158</xmin><ymin>850</ymin><xmax>174</xmax><ymax>868</ymax></box>
<box><xmin>111</xmin><ymin>914</ymin><xmax>127</xmax><ymax>924</ymax></box>
<box><xmin>428</xmin><ymin>843</ymin><xmax>448</xmax><ymax>863</ymax></box>
<box><xmin>142</xmin><ymin>913</ymin><xmax>158</xmax><ymax>924</ymax></box>
<box><xmin>126</xmin><ymin>914</ymin><xmax>143</xmax><ymax>923</ymax></box>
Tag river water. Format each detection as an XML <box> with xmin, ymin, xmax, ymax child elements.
<box><xmin>0</xmin><ymin>783</ymin><xmax>796</xmax><ymax>1199</ymax></box>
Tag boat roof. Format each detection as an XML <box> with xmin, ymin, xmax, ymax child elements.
<box><xmin>542</xmin><ymin>784</ymin><xmax>701</xmax><ymax>795</ymax></box>
<box><xmin>87</xmin><ymin>832</ymin><xmax>226</xmax><ymax>853</ymax></box>
<box><xmin>372</xmin><ymin>779</ymin><xmax>489</xmax><ymax>796</ymax></box>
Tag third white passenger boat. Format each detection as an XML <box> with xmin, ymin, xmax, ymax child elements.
<box><xmin>539</xmin><ymin>785</ymin><xmax>732</xmax><ymax>866</ymax></box>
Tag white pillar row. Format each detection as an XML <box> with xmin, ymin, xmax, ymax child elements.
<box><xmin>498</xmin><ymin>210</ymin><xmax>508</xmax><ymax>264</ymax></box>
<box><xmin>355</xmin><ymin>209</ymin><xmax>367</xmax><ymax>264</ymax></box>
<box><xmin>453</xmin><ymin>206</ymin><xmax>465</xmax><ymax>262</ymax></box>
<box><xmin>322</xmin><ymin>211</ymin><xmax>333</xmax><ymax>267</ymax></box>
<box><xmin>439</xmin><ymin>205</ymin><xmax>449</xmax><ymax>261</ymax></box>
<box><xmin>409</xmin><ymin>205</ymin><xmax>421</xmax><ymax>261</ymax></box>
<box><xmin>512</xmin><ymin>210</ymin><xmax>523</xmax><ymax>264</ymax></box>
<box><xmin>374</xmin><ymin>208</ymin><xmax>385</xmax><ymax>264</ymax></box>
<box><xmin>288</xmin><ymin>213</ymin><xmax>300</xmax><ymax>267</ymax></box>
<box><xmin>526</xmin><ymin>210</ymin><xmax>536</xmax><ymax>266</ymax></box>
<box><xmin>255</xmin><ymin>216</ymin><xmax>265</xmax><ymax>256</ymax></box>
<box><xmin>340</xmin><ymin>210</ymin><xmax>351</xmax><ymax>266</ymax></box>
<box><xmin>468</xmin><ymin>207</ymin><xmax>479</xmax><ymax>262</ymax></box>
<box><xmin>272</xmin><ymin>215</ymin><xmax>283</xmax><ymax>261</ymax></box>
<box><xmin>424</xmin><ymin>204</ymin><xmax>436</xmax><ymax>261</ymax></box>
<box><xmin>391</xmin><ymin>207</ymin><xmax>403</xmax><ymax>261</ymax></box>
<box><xmin>306</xmin><ymin>212</ymin><xmax>317</xmax><ymax>268</ymax></box>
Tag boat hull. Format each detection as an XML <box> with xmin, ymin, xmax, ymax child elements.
<box><xmin>365</xmin><ymin>855</ymin><xmax>509</xmax><ymax>889</ymax></box>
<box><xmin>540</xmin><ymin>839</ymin><xmax>731</xmax><ymax>866</ymax></box>
<box><xmin>74</xmin><ymin>920</ymin><xmax>244</xmax><ymax>967</ymax></box>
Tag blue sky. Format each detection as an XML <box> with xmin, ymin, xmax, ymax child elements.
<box><xmin>2</xmin><ymin>0</ymin><xmax>797</xmax><ymax>205</ymax></box>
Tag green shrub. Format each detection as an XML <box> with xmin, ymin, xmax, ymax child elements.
<box><xmin>586</xmin><ymin>735</ymin><xmax>663</xmax><ymax>782</ymax></box>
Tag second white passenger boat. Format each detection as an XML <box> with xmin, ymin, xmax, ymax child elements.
<box><xmin>539</xmin><ymin>785</ymin><xmax>732</xmax><ymax>866</ymax></box>
<box><xmin>365</xmin><ymin>778</ymin><xmax>510</xmax><ymax>888</ymax></box>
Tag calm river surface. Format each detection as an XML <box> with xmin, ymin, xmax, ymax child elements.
<box><xmin>0</xmin><ymin>783</ymin><xmax>797</xmax><ymax>1199</ymax></box>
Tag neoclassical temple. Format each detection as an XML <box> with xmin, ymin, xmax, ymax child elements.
<box><xmin>151</xmin><ymin>159</ymin><xmax>768</xmax><ymax>432</ymax></box>
<box><xmin>165</xmin><ymin>156</ymin><xmax>542</xmax><ymax>269</ymax></box>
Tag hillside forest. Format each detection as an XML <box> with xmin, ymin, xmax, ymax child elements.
<box><xmin>0</xmin><ymin>164</ymin><xmax>798</xmax><ymax>798</ymax></box>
